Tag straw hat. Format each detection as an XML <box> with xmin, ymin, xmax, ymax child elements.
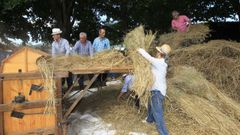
<box><xmin>51</xmin><ymin>28</ymin><xmax>62</xmax><ymax>35</ymax></box>
<box><xmin>156</xmin><ymin>44</ymin><xmax>171</xmax><ymax>55</ymax></box>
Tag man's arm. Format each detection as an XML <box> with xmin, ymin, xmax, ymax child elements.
<box><xmin>73</xmin><ymin>41</ymin><xmax>79</xmax><ymax>54</ymax></box>
<box><xmin>93</xmin><ymin>38</ymin><xmax>97</xmax><ymax>53</ymax></box>
<box><xmin>105</xmin><ymin>39</ymin><xmax>110</xmax><ymax>49</ymax></box>
<box><xmin>137</xmin><ymin>48</ymin><xmax>157</xmax><ymax>64</ymax></box>
<box><xmin>52</xmin><ymin>43</ymin><xmax>56</xmax><ymax>56</ymax></box>
<box><xmin>88</xmin><ymin>41</ymin><xmax>94</xmax><ymax>57</ymax></box>
<box><xmin>183</xmin><ymin>15</ymin><xmax>191</xmax><ymax>26</ymax></box>
<box><xmin>171</xmin><ymin>21</ymin><xmax>177</xmax><ymax>31</ymax></box>
<box><xmin>64</xmin><ymin>40</ymin><xmax>70</xmax><ymax>56</ymax></box>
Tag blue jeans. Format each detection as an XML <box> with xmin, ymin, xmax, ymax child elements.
<box><xmin>147</xmin><ymin>90</ymin><xmax>168</xmax><ymax>135</ymax></box>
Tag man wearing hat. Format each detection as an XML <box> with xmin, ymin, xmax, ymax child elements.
<box><xmin>51</xmin><ymin>28</ymin><xmax>71</xmax><ymax>56</ymax></box>
<box><xmin>51</xmin><ymin>28</ymin><xmax>72</xmax><ymax>89</ymax></box>
<box><xmin>138</xmin><ymin>44</ymin><xmax>171</xmax><ymax>135</ymax></box>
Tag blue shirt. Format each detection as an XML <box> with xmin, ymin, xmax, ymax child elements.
<box><xmin>93</xmin><ymin>37</ymin><xmax>110</xmax><ymax>53</ymax></box>
<box><xmin>52</xmin><ymin>38</ymin><xmax>70</xmax><ymax>56</ymax></box>
<box><xmin>73</xmin><ymin>40</ymin><xmax>93</xmax><ymax>57</ymax></box>
<box><xmin>121</xmin><ymin>74</ymin><xmax>134</xmax><ymax>93</ymax></box>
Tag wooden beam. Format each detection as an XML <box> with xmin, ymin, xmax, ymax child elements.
<box><xmin>63</xmin><ymin>77</ymin><xmax>80</xmax><ymax>99</ymax></box>
<box><xmin>71</xmin><ymin>66</ymin><xmax>133</xmax><ymax>74</ymax></box>
<box><xmin>0</xmin><ymin>100</ymin><xmax>47</xmax><ymax>112</ymax></box>
<box><xmin>55</xmin><ymin>78</ymin><xmax>63</xmax><ymax>135</ymax></box>
<box><xmin>0</xmin><ymin>77</ymin><xmax>3</xmax><ymax>135</ymax></box>
<box><xmin>0</xmin><ymin>72</ymin><xmax>68</xmax><ymax>80</ymax></box>
<box><xmin>10</xmin><ymin>127</ymin><xmax>55</xmax><ymax>135</ymax></box>
<box><xmin>64</xmin><ymin>74</ymin><xmax>99</xmax><ymax>119</ymax></box>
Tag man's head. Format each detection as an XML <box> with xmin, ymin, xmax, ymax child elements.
<box><xmin>98</xmin><ymin>28</ymin><xmax>106</xmax><ymax>38</ymax></box>
<box><xmin>156</xmin><ymin>44</ymin><xmax>171</xmax><ymax>58</ymax></box>
<box><xmin>172</xmin><ymin>10</ymin><xmax>179</xmax><ymax>19</ymax></box>
<box><xmin>51</xmin><ymin>28</ymin><xmax>62</xmax><ymax>41</ymax></box>
<box><xmin>79</xmin><ymin>32</ymin><xmax>87</xmax><ymax>43</ymax></box>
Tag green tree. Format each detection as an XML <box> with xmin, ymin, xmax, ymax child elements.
<box><xmin>0</xmin><ymin>0</ymin><xmax>239</xmax><ymax>44</ymax></box>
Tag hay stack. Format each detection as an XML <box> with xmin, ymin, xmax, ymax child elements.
<box><xmin>168</xmin><ymin>66</ymin><xmax>240</xmax><ymax>134</ymax></box>
<box><xmin>170</xmin><ymin>40</ymin><xmax>240</xmax><ymax>102</ymax></box>
<box><xmin>44</xmin><ymin>50</ymin><xmax>131</xmax><ymax>72</ymax></box>
<box><xmin>123</xmin><ymin>25</ymin><xmax>155</xmax><ymax>108</ymax></box>
<box><xmin>159</xmin><ymin>24</ymin><xmax>210</xmax><ymax>50</ymax></box>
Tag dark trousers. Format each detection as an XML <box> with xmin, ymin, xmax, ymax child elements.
<box><xmin>62</xmin><ymin>72</ymin><xmax>73</xmax><ymax>89</ymax></box>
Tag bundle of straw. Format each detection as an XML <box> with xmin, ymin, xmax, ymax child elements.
<box><xmin>44</xmin><ymin>50</ymin><xmax>131</xmax><ymax>72</ymax></box>
<box><xmin>124</xmin><ymin>25</ymin><xmax>155</xmax><ymax>108</ymax></box>
<box><xmin>37</xmin><ymin>57</ymin><xmax>56</xmax><ymax>114</ymax></box>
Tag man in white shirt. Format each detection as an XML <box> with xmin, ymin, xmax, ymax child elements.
<box><xmin>51</xmin><ymin>28</ymin><xmax>72</xmax><ymax>90</ymax></box>
<box><xmin>137</xmin><ymin>44</ymin><xmax>171</xmax><ymax>135</ymax></box>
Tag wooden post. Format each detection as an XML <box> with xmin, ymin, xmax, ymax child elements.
<box><xmin>55</xmin><ymin>78</ymin><xmax>63</xmax><ymax>135</ymax></box>
<box><xmin>64</xmin><ymin>74</ymin><xmax>99</xmax><ymax>119</ymax></box>
<box><xmin>0</xmin><ymin>77</ymin><xmax>3</xmax><ymax>135</ymax></box>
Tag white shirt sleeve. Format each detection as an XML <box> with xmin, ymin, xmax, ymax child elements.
<box><xmin>64</xmin><ymin>40</ymin><xmax>70</xmax><ymax>56</ymax></box>
<box><xmin>137</xmin><ymin>48</ymin><xmax>158</xmax><ymax>64</ymax></box>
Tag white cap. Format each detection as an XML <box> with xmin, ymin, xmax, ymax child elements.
<box><xmin>51</xmin><ymin>28</ymin><xmax>62</xmax><ymax>35</ymax></box>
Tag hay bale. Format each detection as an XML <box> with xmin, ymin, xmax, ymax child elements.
<box><xmin>159</xmin><ymin>24</ymin><xmax>210</xmax><ymax>50</ymax></box>
<box><xmin>123</xmin><ymin>25</ymin><xmax>155</xmax><ymax>108</ymax></box>
<box><xmin>170</xmin><ymin>40</ymin><xmax>240</xmax><ymax>102</ymax></box>
<box><xmin>168</xmin><ymin>66</ymin><xmax>240</xmax><ymax>134</ymax></box>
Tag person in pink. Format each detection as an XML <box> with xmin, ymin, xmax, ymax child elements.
<box><xmin>171</xmin><ymin>10</ymin><xmax>191</xmax><ymax>32</ymax></box>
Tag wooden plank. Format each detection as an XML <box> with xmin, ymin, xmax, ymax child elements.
<box><xmin>71</xmin><ymin>66</ymin><xmax>133</xmax><ymax>74</ymax></box>
<box><xmin>0</xmin><ymin>77</ymin><xmax>3</xmax><ymax>135</ymax></box>
<box><xmin>0</xmin><ymin>100</ymin><xmax>47</xmax><ymax>112</ymax></box>
<box><xmin>64</xmin><ymin>74</ymin><xmax>99</xmax><ymax>119</ymax></box>
<box><xmin>10</xmin><ymin>127</ymin><xmax>55</xmax><ymax>135</ymax></box>
<box><xmin>0</xmin><ymin>72</ymin><xmax>68</xmax><ymax>80</ymax></box>
<box><xmin>55</xmin><ymin>78</ymin><xmax>63</xmax><ymax>135</ymax></box>
<box><xmin>63</xmin><ymin>77</ymin><xmax>80</xmax><ymax>99</ymax></box>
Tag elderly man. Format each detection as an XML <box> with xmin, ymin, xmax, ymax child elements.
<box><xmin>51</xmin><ymin>28</ymin><xmax>73</xmax><ymax>90</ymax></box>
<box><xmin>73</xmin><ymin>32</ymin><xmax>93</xmax><ymax>90</ymax></box>
<box><xmin>138</xmin><ymin>44</ymin><xmax>171</xmax><ymax>135</ymax></box>
<box><xmin>171</xmin><ymin>10</ymin><xmax>191</xmax><ymax>32</ymax></box>
<box><xmin>73</xmin><ymin>32</ymin><xmax>93</xmax><ymax>57</ymax></box>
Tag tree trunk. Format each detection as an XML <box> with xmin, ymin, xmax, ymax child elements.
<box><xmin>50</xmin><ymin>0</ymin><xmax>75</xmax><ymax>43</ymax></box>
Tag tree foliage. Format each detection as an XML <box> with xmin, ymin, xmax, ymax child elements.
<box><xmin>0</xmin><ymin>0</ymin><xmax>239</xmax><ymax>44</ymax></box>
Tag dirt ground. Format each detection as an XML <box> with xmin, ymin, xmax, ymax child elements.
<box><xmin>65</xmin><ymin>83</ymin><xmax>213</xmax><ymax>135</ymax></box>
<box><xmin>66</xmin><ymin>84</ymin><xmax>158</xmax><ymax>135</ymax></box>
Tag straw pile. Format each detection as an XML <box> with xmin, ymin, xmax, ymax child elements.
<box><xmin>123</xmin><ymin>25</ymin><xmax>155</xmax><ymax>108</ymax></box>
<box><xmin>37</xmin><ymin>50</ymin><xmax>132</xmax><ymax>113</ymax></box>
<box><xmin>44</xmin><ymin>50</ymin><xmax>131</xmax><ymax>72</ymax></box>
<box><xmin>170</xmin><ymin>40</ymin><xmax>240</xmax><ymax>102</ymax></box>
<box><xmin>168</xmin><ymin>66</ymin><xmax>240</xmax><ymax>134</ymax></box>
<box><xmin>159</xmin><ymin>24</ymin><xmax>210</xmax><ymax>50</ymax></box>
